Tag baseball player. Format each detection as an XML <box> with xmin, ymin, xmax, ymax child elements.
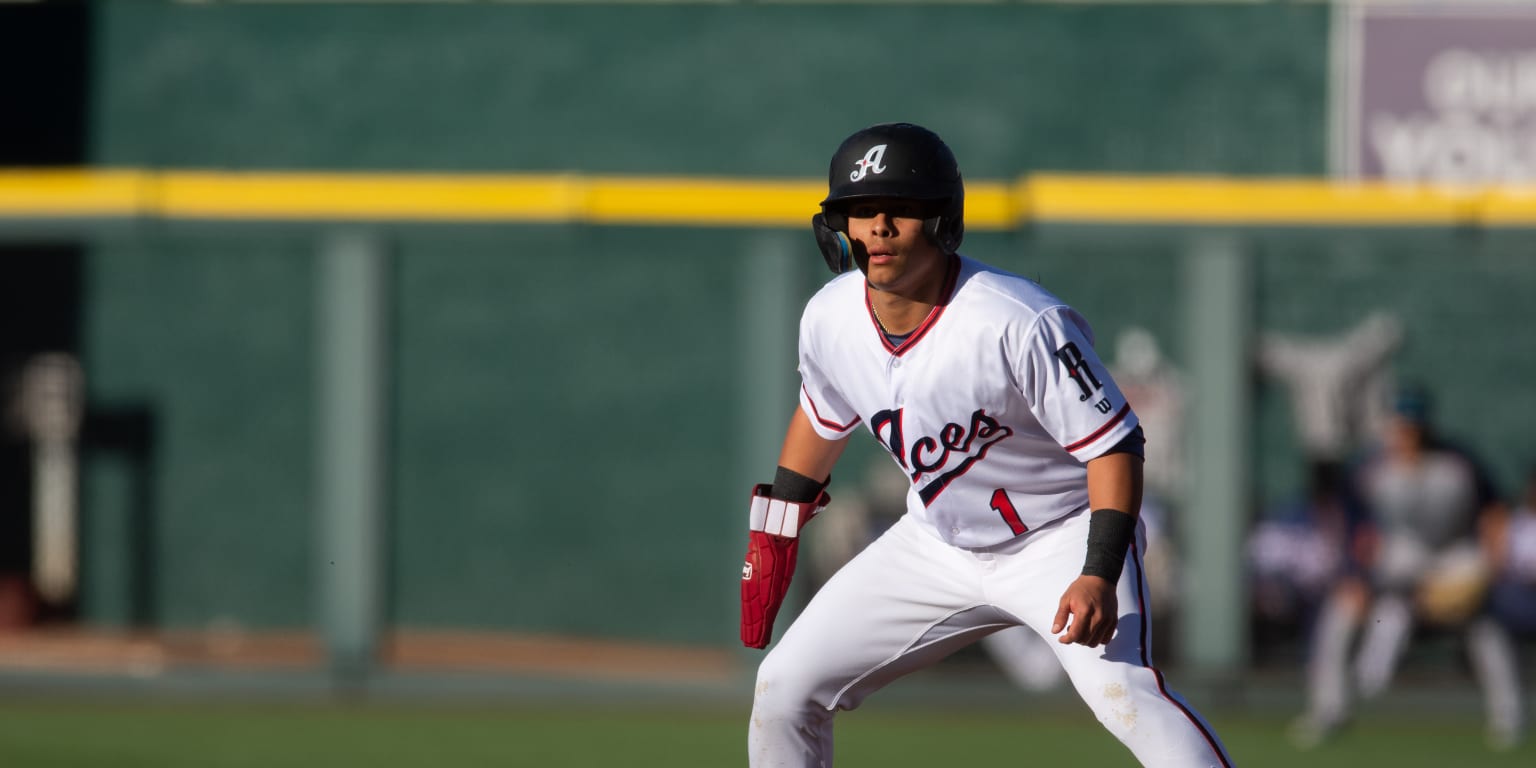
<box><xmin>1486</xmin><ymin>465</ymin><xmax>1536</xmax><ymax>639</ymax></box>
<box><xmin>739</xmin><ymin>123</ymin><xmax>1233</xmax><ymax>767</ymax></box>
<box><xmin>1291</xmin><ymin>387</ymin><xmax>1524</xmax><ymax>751</ymax></box>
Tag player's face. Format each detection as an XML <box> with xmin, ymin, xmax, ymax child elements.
<box><xmin>844</xmin><ymin>198</ymin><xmax>946</xmax><ymax>295</ymax></box>
<box><xmin>1384</xmin><ymin>416</ymin><xmax>1426</xmax><ymax>457</ymax></box>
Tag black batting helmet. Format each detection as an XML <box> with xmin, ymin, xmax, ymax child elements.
<box><xmin>811</xmin><ymin>122</ymin><xmax>965</xmax><ymax>273</ymax></box>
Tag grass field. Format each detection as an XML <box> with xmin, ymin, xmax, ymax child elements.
<box><xmin>0</xmin><ymin>696</ymin><xmax>1529</xmax><ymax>767</ymax></box>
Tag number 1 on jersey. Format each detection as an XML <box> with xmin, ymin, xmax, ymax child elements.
<box><xmin>990</xmin><ymin>489</ymin><xmax>1028</xmax><ymax>535</ymax></box>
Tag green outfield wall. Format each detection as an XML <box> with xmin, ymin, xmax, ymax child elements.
<box><xmin>50</xmin><ymin>1</ymin><xmax>1534</xmax><ymax>654</ymax></box>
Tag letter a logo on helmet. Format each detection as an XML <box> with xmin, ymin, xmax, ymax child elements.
<box><xmin>850</xmin><ymin>144</ymin><xmax>888</xmax><ymax>182</ymax></box>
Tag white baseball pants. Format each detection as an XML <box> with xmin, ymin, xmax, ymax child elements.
<box><xmin>749</xmin><ymin>509</ymin><xmax>1233</xmax><ymax>767</ymax></box>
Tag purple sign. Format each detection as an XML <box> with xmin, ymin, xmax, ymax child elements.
<box><xmin>1335</xmin><ymin>3</ymin><xmax>1536</xmax><ymax>184</ymax></box>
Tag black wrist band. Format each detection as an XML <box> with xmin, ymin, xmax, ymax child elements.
<box><xmin>771</xmin><ymin>465</ymin><xmax>827</xmax><ymax>503</ymax></box>
<box><xmin>1082</xmin><ymin>509</ymin><xmax>1136</xmax><ymax>583</ymax></box>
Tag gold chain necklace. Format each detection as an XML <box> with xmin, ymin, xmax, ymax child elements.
<box><xmin>870</xmin><ymin>299</ymin><xmax>891</xmax><ymax>332</ymax></box>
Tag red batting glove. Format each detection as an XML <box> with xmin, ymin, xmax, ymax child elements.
<box><xmin>740</xmin><ymin>484</ymin><xmax>829</xmax><ymax>649</ymax></box>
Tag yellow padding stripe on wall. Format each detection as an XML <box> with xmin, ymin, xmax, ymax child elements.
<box><xmin>0</xmin><ymin>170</ymin><xmax>148</xmax><ymax>217</ymax></box>
<box><xmin>0</xmin><ymin>169</ymin><xmax>1532</xmax><ymax>227</ymax></box>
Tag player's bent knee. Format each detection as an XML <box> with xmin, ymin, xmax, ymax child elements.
<box><xmin>752</xmin><ymin>650</ymin><xmax>822</xmax><ymax>721</ymax></box>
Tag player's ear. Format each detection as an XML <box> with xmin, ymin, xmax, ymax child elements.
<box><xmin>812</xmin><ymin>213</ymin><xmax>852</xmax><ymax>274</ymax></box>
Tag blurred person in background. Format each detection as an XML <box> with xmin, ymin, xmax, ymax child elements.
<box><xmin>1291</xmin><ymin>386</ymin><xmax>1524</xmax><ymax>751</ymax></box>
<box><xmin>1484</xmin><ymin>466</ymin><xmax>1536</xmax><ymax>639</ymax></box>
<box><xmin>1247</xmin><ymin>461</ymin><xmax>1359</xmax><ymax>662</ymax></box>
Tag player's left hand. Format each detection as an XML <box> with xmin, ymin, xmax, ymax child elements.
<box><xmin>1052</xmin><ymin>575</ymin><xmax>1118</xmax><ymax>648</ymax></box>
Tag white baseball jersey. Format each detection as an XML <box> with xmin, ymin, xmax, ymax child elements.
<box><xmin>797</xmin><ymin>253</ymin><xmax>1140</xmax><ymax>548</ymax></box>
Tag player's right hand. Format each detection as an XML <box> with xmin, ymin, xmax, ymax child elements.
<box><xmin>1052</xmin><ymin>574</ymin><xmax>1119</xmax><ymax>648</ymax></box>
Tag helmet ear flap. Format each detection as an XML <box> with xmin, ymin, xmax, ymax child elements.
<box><xmin>922</xmin><ymin>190</ymin><xmax>964</xmax><ymax>254</ymax></box>
<box><xmin>812</xmin><ymin>213</ymin><xmax>853</xmax><ymax>274</ymax></box>
<box><xmin>922</xmin><ymin>217</ymin><xmax>958</xmax><ymax>254</ymax></box>
<box><xmin>935</xmin><ymin>217</ymin><xmax>965</xmax><ymax>254</ymax></box>
<box><xmin>945</xmin><ymin>183</ymin><xmax>965</xmax><ymax>252</ymax></box>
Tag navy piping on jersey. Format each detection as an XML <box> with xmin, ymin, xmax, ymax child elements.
<box><xmin>1063</xmin><ymin>402</ymin><xmax>1132</xmax><ymax>454</ymax></box>
<box><xmin>865</xmin><ymin>254</ymin><xmax>961</xmax><ymax>356</ymax></box>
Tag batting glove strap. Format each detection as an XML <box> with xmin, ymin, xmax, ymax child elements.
<box><xmin>740</xmin><ymin>484</ymin><xmax>831</xmax><ymax>649</ymax></box>
<box><xmin>747</xmin><ymin>483</ymin><xmax>830</xmax><ymax>538</ymax></box>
